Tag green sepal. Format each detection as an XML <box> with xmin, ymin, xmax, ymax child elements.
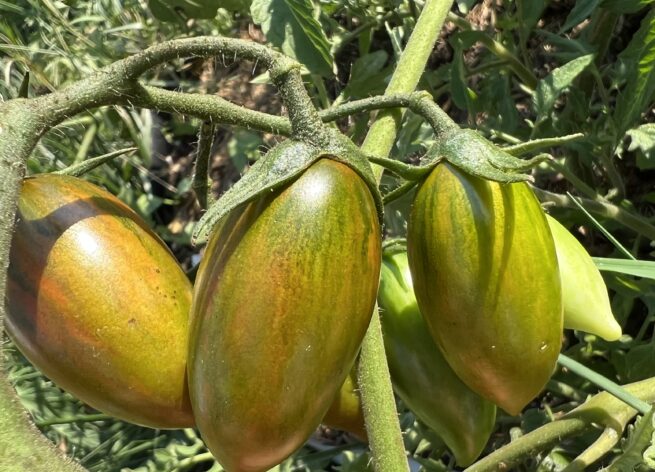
<box><xmin>192</xmin><ymin>129</ymin><xmax>383</xmax><ymax>245</ymax></box>
<box><xmin>381</xmin><ymin>237</ymin><xmax>407</xmax><ymax>254</ymax></box>
<box><xmin>432</xmin><ymin>129</ymin><xmax>547</xmax><ymax>183</ymax></box>
<box><xmin>54</xmin><ymin>148</ymin><xmax>137</xmax><ymax>177</ymax></box>
<box><xmin>192</xmin><ymin>139</ymin><xmax>321</xmax><ymax>245</ymax></box>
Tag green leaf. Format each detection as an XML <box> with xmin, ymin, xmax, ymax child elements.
<box><xmin>449</xmin><ymin>48</ymin><xmax>468</xmax><ymax>111</ymax></box>
<box><xmin>532</xmin><ymin>54</ymin><xmax>595</xmax><ymax>121</ymax></box>
<box><xmin>614</xmin><ymin>9</ymin><xmax>655</xmax><ymax>137</ymax></box>
<box><xmin>593</xmin><ymin>258</ymin><xmax>655</xmax><ymax>279</ymax></box>
<box><xmin>227</xmin><ymin>130</ymin><xmax>264</xmax><ymax>173</ymax></box>
<box><xmin>148</xmin><ymin>0</ymin><xmax>220</xmax><ymax>21</ymax></box>
<box><xmin>601</xmin><ymin>0</ymin><xmax>654</xmax><ymax>14</ymax></box>
<box><xmin>251</xmin><ymin>0</ymin><xmax>333</xmax><ymax>77</ymax></box>
<box><xmin>518</xmin><ymin>0</ymin><xmax>547</xmax><ymax>34</ymax></box>
<box><xmin>559</xmin><ymin>0</ymin><xmax>602</xmax><ymax>33</ymax></box>
<box><xmin>626</xmin><ymin>123</ymin><xmax>655</xmax><ymax>169</ymax></box>
<box><xmin>341</xmin><ymin>50</ymin><xmax>389</xmax><ymax>99</ymax></box>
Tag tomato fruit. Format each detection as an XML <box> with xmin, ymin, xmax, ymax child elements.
<box><xmin>546</xmin><ymin>215</ymin><xmax>621</xmax><ymax>341</ymax></box>
<box><xmin>322</xmin><ymin>368</ymin><xmax>367</xmax><ymax>441</ymax></box>
<box><xmin>408</xmin><ymin>163</ymin><xmax>562</xmax><ymax>415</ymax></box>
<box><xmin>188</xmin><ymin>158</ymin><xmax>381</xmax><ymax>472</ymax></box>
<box><xmin>7</xmin><ymin>174</ymin><xmax>193</xmax><ymax>428</ymax></box>
<box><xmin>379</xmin><ymin>249</ymin><xmax>496</xmax><ymax>466</ymax></box>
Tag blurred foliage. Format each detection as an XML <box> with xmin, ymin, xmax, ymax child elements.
<box><xmin>3</xmin><ymin>0</ymin><xmax>655</xmax><ymax>470</ymax></box>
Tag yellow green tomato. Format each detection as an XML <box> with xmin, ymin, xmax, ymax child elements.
<box><xmin>547</xmin><ymin>214</ymin><xmax>621</xmax><ymax>341</ymax></box>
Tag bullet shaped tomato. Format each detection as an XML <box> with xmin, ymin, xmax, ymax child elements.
<box><xmin>379</xmin><ymin>249</ymin><xmax>496</xmax><ymax>466</ymax></box>
<box><xmin>547</xmin><ymin>215</ymin><xmax>621</xmax><ymax>341</ymax></box>
<box><xmin>189</xmin><ymin>158</ymin><xmax>381</xmax><ymax>472</ymax></box>
<box><xmin>408</xmin><ymin>163</ymin><xmax>563</xmax><ymax>415</ymax></box>
<box><xmin>7</xmin><ymin>174</ymin><xmax>193</xmax><ymax>429</ymax></box>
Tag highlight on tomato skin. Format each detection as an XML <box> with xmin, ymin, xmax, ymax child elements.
<box><xmin>188</xmin><ymin>157</ymin><xmax>381</xmax><ymax>472</ymax></box>
<box><xmin>378</xmin><ymin>249</ymin><xmax>496</xmax><ymax>467</ymax></box>
<box><xmin>546</xmin><ymin>214</ymin><xmax>622</xmax><ymax>342</ymax></box>
<box><xmin>408</xmin><ymin>162</ymin><xmax>563</xmax><ymax>416</ymax></box>
<box><xmin>7</xmin><ymin>173</ymin><xmax>194</xmax><ymax>429</ymax></box>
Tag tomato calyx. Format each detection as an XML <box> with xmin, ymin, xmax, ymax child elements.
<box><xmin>192</xmin><ymin>128</ymin><xmax>382</xmax><ymax>245</ymax></box>
<box><xmin>426</xmin><ymin>129</ymin><xmax>551</xmax><ymax>184</ymax></box>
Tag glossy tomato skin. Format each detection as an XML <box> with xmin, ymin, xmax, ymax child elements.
<box><xmin>7</xmin><ymin>174</ymin><xmax>193</xmax><ymax>429</ymax></box>
<box><xmin>189</xmin><ymin>158</ymin><xmax>381</xmax><ymax>472</ymax></box>
<box><xmin>379</xmin><ymin>250</ymin><xmax>496</xmax><ymax>466</ymax></box>
<box><xmin>546</xmin><ymin>215</ymin><xmax>621</xmax><ymax>341</ymax></box>
<box><xmin>408</xmin><ymin>163</ymin><xmax>562</xmax><ymax>415</ymax></box>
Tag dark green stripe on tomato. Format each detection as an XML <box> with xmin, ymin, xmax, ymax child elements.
<box><xmin>189</xmin><ymin>158</ymin><xmax>381</xmax><ymax>472</ymax></box>
<box><xmin>407</xmin><ymin>163</ymin><xmax>562</xmax><ymax>415</ymax></box>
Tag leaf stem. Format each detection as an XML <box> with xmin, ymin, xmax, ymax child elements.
<box><xmin>192</xmin><ymin>121</ymin><xmax>216</xmax><ymax>210</ymax></box>
<box><xmin>533</xmin><ymin>187</ymin><xmax>655</xmax><ymax>241</ymax></box>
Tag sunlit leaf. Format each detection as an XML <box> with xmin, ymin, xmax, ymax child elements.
<box><xmin>251</xmin><ymin>0</ymin><xmax>333</xmax><ymax>76</ymax></box>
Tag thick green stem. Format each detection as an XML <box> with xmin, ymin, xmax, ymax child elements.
<box><xmin>361</xmin><ymin>0</ymin><xmax>455</xmax><ymax>181</ymax></box>
<box><xmin>270</xmin><ymin>59</ymin><xmax>328</xmax><ymax>145</ymax></box>
<box><xmin>128</xmin><ymin>84</ymin><xmax>291</xmax><ymax>136</ymax></box>
<box><xmin>356</xmin><ymin>1</ymin><xmax>455</xmax><ymax>471</ymax></box>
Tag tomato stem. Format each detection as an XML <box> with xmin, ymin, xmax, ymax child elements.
<box><xmin>355</xmin><ymin>0</ymin><xmax>456</xmax><ymax>471</ymax></box>
<box><xmin>192</xmin><ymin>121</ymin><xmax>216</xmax><ymax>210</ymax></box>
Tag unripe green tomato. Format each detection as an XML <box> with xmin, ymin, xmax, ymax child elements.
<box><xmin>408</xmin><ymin>163</ymin><xmax>563</xmax><ymax>415</ymax></box>
<box><xmin>379</xmin><ymin>249</ymin><xmax>496</xmax><ymax>466</ymax></box>
<box><xmin>7</xmin><ymin>174</ymin><xmax>193</xmax><ymax>429</ymax></box>
<box><xmin>189</xmin><ymin>158</ymin><xmax>381</xmax><ymax>472</ymax></box>
<box><xmin>322</xmin><ymin>368</ymin><xmax>367</xmax><ymax>441</ymax></box>
<box><xmin>546</xmin><ymin>215</ymin><xmax>621</xmax><ymax>341</ymax></box>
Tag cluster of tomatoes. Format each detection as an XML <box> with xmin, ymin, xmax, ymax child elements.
<box><xmin>7</xmin><ymin>152</ymin><xmax>620</xmax><ymax>471</ymax></box>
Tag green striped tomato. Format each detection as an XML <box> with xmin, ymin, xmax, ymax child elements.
<box><xmin>408</xmin><ymin>163</ymin><xmax>562</xmax><ymax>415</ymax></box>
<box><xmin>7</xmin><ymin>174</ymin><xmax>193</xmax><ymax>428</ymax></box>
<box><xmin>189</xmin><ymin>158</ymin><xmax>381</xmax><ymax>472</ymax></box>
<box><xmin>547</xmin><ymin>214</ymin><xmax>621</xmax><ymax>341</ymax></box>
